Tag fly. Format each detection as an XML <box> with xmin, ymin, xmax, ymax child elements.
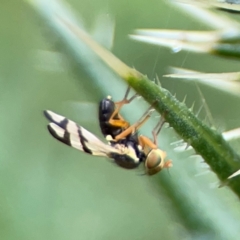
<box><xmin>44</xmin><ymin>86</ymin><xmax>172</xmax><ymax>175</ymax></box>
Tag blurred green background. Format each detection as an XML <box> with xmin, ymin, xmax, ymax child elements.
<box><xmin>1</xmin><ymin>0</ymin><xmax>240</xmax><ymax>239</ymax></box>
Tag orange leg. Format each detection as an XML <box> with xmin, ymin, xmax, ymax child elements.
<box><xmin>114</xmin><ymin>105</ymin><xmax>154</xmax><ymax>140</ymax></box>
<box><xmin>108</xmin><ymin>86</ymin><xmax>138</xmax><ymax>128</ymax></box>
<box><xmin>139</xmin><ymin>135</ymin><xmax>157</xmax><ymax>149</ymax></box>
<box><xmin>108</xmin><ymin>119</ymin><xmax>129</xmax><ymax>128</ymax></box>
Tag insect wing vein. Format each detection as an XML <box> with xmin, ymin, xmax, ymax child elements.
<box><xmin>45</xmin><ymin>110</ymin><xmax>122</xmax><ymax>158</ymax></box>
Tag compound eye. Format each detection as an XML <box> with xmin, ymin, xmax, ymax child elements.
<box><xmin>145</xmin><ymin>149</ymin><xmax>165</xmax><ymax>175</ymax></box>
<box><xmin>146</xmin><ymin>151</ymin><xmax>162</xmax><ymax>169</ymax></box>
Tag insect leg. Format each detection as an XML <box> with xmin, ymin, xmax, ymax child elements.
<box><xmin>114</xmin><ymin>105</ymin><xmax>154</xmax><ymax>140</ymax></box>
<box><xmin>138</xmin><ymin>116</ymin><xmax>172</xmax><ymax>174</ymax></box>
<box><xmin>108</xmin><ymin>86</ymin><xmax>138</xmax><ymax>128</ymax></box>
<box><xmin>138</xmin><ymin>135</ymin><xmax>157</xmax><ymax>149</ymax></box>
<box><xmin>115</xmin><ymin>86</ymin><xmax>138</xmax><ymax>106</ymax></box>
<box><xmin>152</xmin><ymin>117</ymin><xmax>166</xmax><ymax>145</ymax></box>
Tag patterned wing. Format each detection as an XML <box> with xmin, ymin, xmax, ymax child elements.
<box><xmin>44</xmin><ymin>110</ymin><xmax>122</xmax><ymax>157</ymax></box>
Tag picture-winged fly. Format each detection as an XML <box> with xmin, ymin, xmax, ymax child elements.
<box><xmin>44</xmin><ymin>87</ymin><xmax>172</xmax><ymax>175</ymax></box>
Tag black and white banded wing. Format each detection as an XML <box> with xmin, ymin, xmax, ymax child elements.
<box><xmin>44</xmin><ymin>110</ymin><xmax>121</xmax><ymax>157</ymax></box>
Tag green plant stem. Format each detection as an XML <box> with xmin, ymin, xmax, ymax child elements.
<box><xmin>127</xmin><ymin>74</ymin><xmax>240</xmax><ymax>197</ymax></box>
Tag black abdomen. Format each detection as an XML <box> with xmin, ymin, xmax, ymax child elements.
<box><xmin>98</xmin><ymin>97</ymin><xmax>123</xmax><ymax>138</ymax></box>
